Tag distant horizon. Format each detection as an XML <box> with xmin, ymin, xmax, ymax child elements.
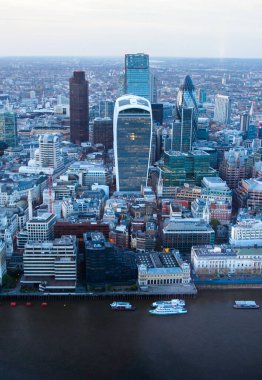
<box><xmin>1</xmin><ymin>55</ymin><xmax>262</xmax><ymax>60</ymax></box>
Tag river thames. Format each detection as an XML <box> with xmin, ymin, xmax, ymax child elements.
<box><xmin>1</xmin><ymin>290</ymin><xmax>262</xmax><ymax>380</ymax></box>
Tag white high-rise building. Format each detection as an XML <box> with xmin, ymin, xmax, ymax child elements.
<box><xmin>113</xmin><ymin>95</ymin><xmax>152</xmax><ymax>192</ymax></box>
<box><xmin>39</xmin><ymin>134</ymin><xmax>63</xmax><ymax>170</ymax></box>
<box><xmin>214</xmin><ymin>95</ymin><xmax>231</xmax><ymax>125</ymax></box>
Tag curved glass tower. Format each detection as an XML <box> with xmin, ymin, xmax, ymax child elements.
<box><xmin>173</xmin><ymin>75</ymin><xmax>198</xmax><ymax>152</ymax></box>
<box><xmin>114</xmin><ymin>95</ymin><xmax>152</xmax><ymax>191</ymax></box>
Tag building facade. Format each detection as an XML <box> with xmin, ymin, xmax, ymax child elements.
<box><xmin>214</xmin><ymin>95</ymin><xmax>231</xmax><ymax>125</ymax></box>
<box><xmin>22</xmin><ymin>235</ymin><xmax>77</xmax><ymax>290</ymax></box>
<box><xmin>0</xmin><ymin>111</ymin><xmax>17</xmax><ymax>147</ymax></box>
<box><xmin>114</xmin><ymin>95</ymin><xmax>152</xmax><ymax>191</ymax></box>
<box><xmin>69</xmin><ymin>70</ymin><xmax>89</xmax><ymax>144</ymax></box>
<box><xmin>125</xmin><ymin>53</ymin><xmax>151</xmax><ymax>101</ymax></box>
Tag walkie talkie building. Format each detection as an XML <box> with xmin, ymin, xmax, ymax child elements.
<box><xmin>114</xmin><ymin>95</ymin><xmax>152</xmax><ymax>192</ymax></box>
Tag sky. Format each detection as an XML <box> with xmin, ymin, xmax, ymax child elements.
<box><xmin>1</xmin><ymin>0</ymin><xmax>262</xmax><ymax>58</ymax></box>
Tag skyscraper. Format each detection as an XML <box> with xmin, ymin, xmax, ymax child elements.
<box><xmin>173</xmin><ymin>75</ymin><xmax>198</xmax><ymax>152</ymax></box>
<box><xmin>69</xmin><ymin>70</ymin><xmax>89</xmax><ymax>144</ymax></box>
<box><xmin>0</xmin><ymin>111</ymin><xmax>17</xmax><ymax>147</ymax></box>
<box><xmin>214</xmin><ymin>95</ymin><xmax>231</xmax><ymax>125</ymax></box>
<box><xmin>93</xmin><ymin>117</ymin><xmax>113</xmax><ymax>150</ymax></box>
<box><xmin>39</xmin><ymin>134</ymin><xmax>63</xmax><ymax>171</ymax></box>
<box><xmin>125</xmin><ymin>53</ymin><xmax>152</xmax><ymax>101</ymax></box>
<box><xmin>114</xmin><ymin>95</ymin><xmax>152</xmax><ymax>191</ymax></box>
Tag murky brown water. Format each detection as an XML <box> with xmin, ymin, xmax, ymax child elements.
<box><xmin>1</xmin><ymin>290</ymin><xmax>262</xmax><ymax>380</ymax></box>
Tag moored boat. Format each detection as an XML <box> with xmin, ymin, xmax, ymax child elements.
<box><xmin>110</xmin><ymin>301</ymin><xmax>136</xmax><ymax>311</ymax></box>
<box><xmin>233</xmin><ymin>300</ymin><xmax>259</xmax><ymax>309</ymax></box>
<box><xmin>25</xmin><ymin>302</ymin><xmax>32</xmax><ymax>307</ymax></box>
<box><xmin>41</xmin><ymin>302</ymin><xmax>48</xmax><ymax>307</ymax></box>
<box><xmin>149</xmin><ymin>304</ymin><xmax>187</xmax><ymax>316</ymax></box>
<box><xmin>10</xmin><ymin>302</ymin><xmax>17</xmax><ymax>307</ymax></box>
<box><xmin>151</xmin><ymin>299</ymin><xmax>185</xmax><ymax>308</ymax></box>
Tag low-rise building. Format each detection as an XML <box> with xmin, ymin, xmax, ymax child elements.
<box><xmin>137</xmin><ymin>251</ymin><xmax>191</xmax><ymax>289</ymax></box>
<box><xmin>191</xmin><ymin>245</ymin><xmax>262</xmax><ymax>277</ymax></box>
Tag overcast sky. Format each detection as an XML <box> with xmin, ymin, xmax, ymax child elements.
<box><xmin>1</xmin><ymin>0</ymin><xmax>262</xmax><ymax>57</ymax></box>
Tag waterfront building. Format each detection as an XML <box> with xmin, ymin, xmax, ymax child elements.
<box><xmin>39</xmin><ymin>134</ymin><xmax>63</xmax><ymax>171</ymax></box>
<box><xmin>214</xmin><ymin>95</ymin><xmax>231</xmax><ymax>125</ymax></box>
<box><xmin>69</xmin><ymin>70</ymin><xmax>89</xmax><ymax>144</ymax></box>
<box><xmin>0</xmin><ymin>111</ymin><xmax>17</xmax><ymax>147</ymax></box>
<box><xmin>92</xmin><ymin>117</ymin><xmax>113</xmax><ymax>150</ymax></box>
<box><xmin>84</xmin><ymin>232</ymin><xmax>137</xmax><ymax>288</ymax></box>
<box><xmin>22</xmin><ymin>235</ymin><xmax>77</xmax><ymax>290</ymax></box>
<box><xmin>124</xmin><ymin>53</ymin><xmax>152</xmax><ymax>101</ymax></box>
<box><xmin>191</xmin><ymin>245</ymin><xmax>262</xmax><ymax>277</ymax></box>
<box><xmin>162</xmin><ymin>219</ymin><xmax>215</xmax><ymax>255</ymax></box>
<box><xmin>136</xmin><ymin>251</ymin><xmax>191</xmax><ymax>290</ymax></box>
<box><xmin>27</xmin><ymin>213</ymin><xmax>56</xmax><ymax>242</ymax></box>
<box><xmin>114</xmin><ymin>95</ymin><xmax>152</xmax><ymax>192</ymax></box>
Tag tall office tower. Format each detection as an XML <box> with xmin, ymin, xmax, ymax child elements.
<box><xmin>175</xmin><ymin>75</ymin><xmax>198</xmax><ymax>152</ymax></box>
<box><xmin>39</xmin><ymin>134</ymin><xmax>63</xmax><ymax>170</ymax></box>
<box><xmin>69</xmin><ymin>70</ymin><xmax>89</xmax><ymax>144</ymax></box>
<box><xmin>99</xmin><ymin>100</ymin><xmax>114</xmax><ymax>119</ymax></box>
<box><xmin>125</xmin><ymin>53</ymin><xmax>153</xmax><ymax>101</ymax></box>
<box><xmin>240</xmin><ymin>111</ymin><xmax>250</xmax><ymax>133</ymax></box>
<box><xmin>114</xmin><ymin>95</ymin><xmax>152</xmax><ymax>192</ymax></box>
<box><xmin>93</xmin><ymin>117</ymin><xmax>113</xmax><ymax>150</ymax></box>
<box><xmin>197</xmin><ymin>88</ymin><xmax>207</xmax><ymax>104</ymax></box>
<box><xmin>214</xmin><ymin>95</ymin><xmax>231</xmax><ymax>125</ymax></box>
<box><xmin>0</xmin><ymin>111</ymin><xmax>17</xmax><ymax>147</ymax></box>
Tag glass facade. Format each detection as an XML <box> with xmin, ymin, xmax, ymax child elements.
<box><xmin>125</xmin><ymin>54</ymin><xmax>150</xmax><ymax>100</ymax></box>
<box><xmin>0</xmin><ymin>112</ymin><xmax>17</xmax><ymax>147</ymax></box>
<box><xmin>175</xmin><ymin>75</ymin><xmax>198</xmax><ymax>152</ymax></box>
<box><xmin>116</xmin><ymin>108</ymin><xmax>152</xmax><ymax>191</ymax></box>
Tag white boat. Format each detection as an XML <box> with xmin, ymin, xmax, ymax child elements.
<box><xmin>233</xmin><ymin>300</ymin><xmax>260</xmax><ymax>309</ymax></box>
<box><xmin>149</xmin><ymin>304</ymin><xmax>187</xmax><ymax>316</ymax></box>
<box><xmin>110</xmin><ymin>301</ymin><xmax>136</xmax><ymax>311</ymax></box>
<box><xmin>151</xmin><ymin>299</ymin><xmax>185</xmax><ymax>308</ymax></box>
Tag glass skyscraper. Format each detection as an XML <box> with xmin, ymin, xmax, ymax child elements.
<box><xmin>114</xmin><ymin>95</ymin><xmax>152</xmax><ymax>191</ymax></box>
<box><xmin>0</xmin><ymin>111</ymin><xmax>17</xmax><ymax>147</ymax></box>
<box><xmin>125</xmin><ymin>53</ymin><xmax>151</xmax><ymax>101</ymax></box>
<box><xmin>173</xmin><ymin>75</ymin><xmax>198</xmax><ymax>152</ymax></box>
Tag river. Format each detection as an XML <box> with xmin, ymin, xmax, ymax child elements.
<box><xmin>0</xmin><ymin>290</ymin><xmax>262</xmax><ymax>380</ymax></box>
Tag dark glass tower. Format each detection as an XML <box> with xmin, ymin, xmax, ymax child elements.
<box><xmin>114</xmin><ymin>95</ymin><xmax>152</xmax><ymax>191</ymax></box>
<box><xmin>69</xmin><ymin>71</ymin><xmax>89</xmax><ymax>144</ymax></box>
<box><xmin>174</xmin><ymin>75</ymin><xmax>198</xmax><ymax>152</ymax></box>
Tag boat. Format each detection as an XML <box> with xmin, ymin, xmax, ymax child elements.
<box><xmin>151</xmin><ymin>299</ymin><xmax>185</xmax><ymax>308</ymax></box>
<box><xmin>233</xmin><ymin>300</ymin><xmax>260</xmax><ymax>309</ymax></box>
<box><xmin>149</xmin><ymin>304</ymin><xmax>187</xmax><ymax>316</ymax></box>
<box><xmin>25</xmin><ymin>302</ymin><xmax>32</xmax><ymax>307</ymax></box>
<box><xmin>110</xmin><ymin>302</ymin><xmax>136</xmax><ymax>311</ymax></box>
<box><xmin>10</xmin><ymin>302</ymin><xmax>17</xmax><ymax>307</ymax></box>
<box><xmin>41</xmin><ymin>302</ymin><xmax>48</xmax><ymax>307</ymax></box>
